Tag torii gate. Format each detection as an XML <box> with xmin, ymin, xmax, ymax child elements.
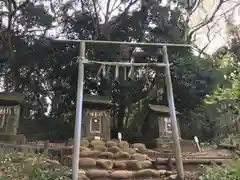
<box><xmin>52</xmin><ymin>39</ymin><xmax>191</xmax><ymax>180</ymax></box>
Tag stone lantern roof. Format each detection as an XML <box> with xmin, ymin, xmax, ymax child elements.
<box><xmin>148</xmin><ymin>104</ymin><xmax>180</xmax><ymax>115</ymax></box>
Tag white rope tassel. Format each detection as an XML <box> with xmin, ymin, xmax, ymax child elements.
<box><xmin>102</xmin><ymin>64</ymin><xmax>106</xmax><ymax>77</ymax></box>
<box><xmin>145</xmin><ymin>67</ymin><xmax>150</xmax><ymax>87</ymax></box>
<box><xmin>139</xmin><ymin>66</ymin><xmax>145</xmax><ymax>78</ymax></box>
<box><xmin>97</xmin><ymin>65</ymin><xmax>103</xmax><ymax>77</ymax></box>
<box><xmin>128</xmin><ymin>66</ymin><xmax>134</xmax><ymax>79</ymax></box>
<box><xmin>106</xmin><ymin>66</ymin><xmax>110</xmax><ymax>79</ymax></box>
<box><xmin>124</xmin><ymin>66</ymin><xmax>127</xmax><ymax>80</ymax></box>
<box><xmin>115</xmin><ymin>65</ymin><xmax>119</xmax><ymax>80</ymax></box>
<box><xmin>128</xmin><ymin>57</ymin><xmax>135</xmax><ymax>79</ymax></box>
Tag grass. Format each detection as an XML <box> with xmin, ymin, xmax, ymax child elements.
<box><xmin>199</xmin><ymin>160</ymin><xmax>240</xmax><ymax>180</ymax></box>
<box><xmin>0</xmin><ymin>153</ymin><xmax>71</xmax><ymax>180</ymax></box>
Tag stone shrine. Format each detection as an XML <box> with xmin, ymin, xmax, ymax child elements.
<box><xmin>0</xmin><ymin>92</ymin><xmax>25</xmax><ymax>135</ymax></box>
<box><xmin>81</xmin><ymin>95</ymin><xmax>113</xmax><ymax>140</ymax></box>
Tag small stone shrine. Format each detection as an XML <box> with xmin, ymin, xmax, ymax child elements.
<box><xmin>149</xmin><ymin>104</ymin><xmax>180</xmax><ymax>137</ymax></box>
<box><xmin>149</xmin><ymin>104</ymin><xmax>198</xmax><ymax>152</ymax></box>
<box><xmin>0</xmin><ymin>92</ymin><xmax>26</xmax><ymax>144</ymax></box>
<box><xmin>81</xmin><ymin>94</ymin><xmax>113</xmax><ymax>140</ymax></box>
<box><xmin>149</xmin><ymin>104</ymin><xmax>181</xmax><ymax>148</ymax></box>
<box><xmin>0</xmin><ymin>92</ymin><xmax>25</xmax><ymax>135</ymax></box>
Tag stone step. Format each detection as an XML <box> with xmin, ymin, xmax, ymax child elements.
<box><xmin>78</xmin><ymin>169</ymin><xmax>173</xmax><ymax>179</ymax></box>
<box><xmin>61</xmin><ymin>156</ymin><xmax>155</xmax><ymax>170</ymax></box>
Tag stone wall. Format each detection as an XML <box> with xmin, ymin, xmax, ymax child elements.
<box><xmin>61</xmin><ymin>139</ymin><xmax>176</xmax><ymax>179</ymax></box>
<box><xmin>0</xmin><ymin>138</ymin><xmax>232</xmax><ymax>179</ymax></box>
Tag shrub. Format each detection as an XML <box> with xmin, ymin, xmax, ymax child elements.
<box><xmin>199</xmin><ymin>161</ymin><xmax>240</xmax><ymax>180</ymax></box>
<box><xmin>0</xmin><ymin>152</ymin><xmax>71</xmax><ymax>180</ymax></box>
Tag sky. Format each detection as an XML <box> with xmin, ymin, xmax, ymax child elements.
<box><xmin>190</xmin><ymin>0</ymin><xmax>240</xmax><ymax>54</ymax></box>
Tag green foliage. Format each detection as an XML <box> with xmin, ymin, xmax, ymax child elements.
<box><xmin>200</xmin><ymin>161</ymin><xmax>240</xmax><ymax>180</ymax></box>
<box><xmin>0</xmin><ymin>153</ymin><xmax>70</xmax><ymax>180</ymax></box>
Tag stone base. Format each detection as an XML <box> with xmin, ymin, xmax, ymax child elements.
<box><xmin>0</xmin><ymin>134</ymin><xmax>26</xmax><ymax>144</ymax></box>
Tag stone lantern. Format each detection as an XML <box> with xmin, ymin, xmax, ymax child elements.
<box><xmin>149</xmin><ymin>104</ymin><xmax>181</xmax><ymax>149</ymax></box>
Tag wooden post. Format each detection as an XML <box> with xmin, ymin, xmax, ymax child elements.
<box><xmin>162</xmin><ymin>45</ymin><xmax>184</xmax><ymax>180</ymax></box>
<box><xmin>43</xmin><ymin>140</ymin><xmax>49</xmax><ymax>156</ymax></box>
<box><xmin>72</xmin><ymin>41</ymin><xmax>85</xmax><ymax>180</ymax></box>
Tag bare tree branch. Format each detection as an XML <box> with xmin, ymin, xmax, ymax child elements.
<box><xmin>105</xmin><ymin>0</ymin><xmax>111</xmax><ymax>23</ymax></box>
<box><xmin>91</xmin><ymin>0</ymin><xmax>101</xmax><ymax>38</ymax></box>
<box><xmin>188</xmin><ymin>0</ymin><xmax>224</xmax><ymax>40</ymax></box>
<box><xmin>109</xmin><ymin>0</ymin><xmax>122</xmax><ymax>14</ymax></box>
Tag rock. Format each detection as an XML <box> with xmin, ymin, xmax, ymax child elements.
<box><xmin>115</xmin><ymin>151</ymin><xmax>131</xmax><ymax>160</ymax></box>
<box><xmin>134</xmin><ymin>169</ymin><xmax>159</xmax><ymax>177</ymax></box>
<box><xmin>158</xmin><ymin>170</ymin><xmax>167</xmax><ymax>175</ymax></box>
<box><xmin>96</xmin><ymin>159</ymin><xmax>113</xmax><ymax>170</ymax></box>
<box><xmin>166</xmin><ymin>171</ymin><xmax>173</xmax><ymax>175</ymax></box>
<box><xmin>79</xmin><ymin>158</ymin><xmax>96</xmax><ymax>167</ymax></box>
<box><xmin>108</xmin><ymin>146</ymin><xmax>122</xmax><ymax>153</ymax></box>
<box><xmin>123</xmin><ymin>148</ymin><xmax>136</xmax><ymax>154</ymax></box>
<box><xmin>86</xmin><ymin>169</ymin><xmax>109</xmax><ymax>178</ymax></box>
<box><xmin>131</xmin><ymin>153</ymin><xmax>148</xmax><ymax>161</ymax></box>
<box><xmin>44</xmin><ymin>159</ymin><xmax>61</xmax><ymax>168</ymax></box>
<box><xmin>90</xmin><ymin>150</ymin><xmax>102</xmax><ymax>157</ymax></box>
<box><xmin>80</xmin><ymin>150</ymin><xmax>91</xmax><ymax>157</ymax></box>
<box><xmin>110</xmin><ymin>170</ymin><xmax>133</xmax><ymax>179</ymax></box>
<box><xmin>141</xmin><ymin>160</ymin><xmax>152</xmax><ymax>168</ymax></box>
<box><xmin>80</xmin><ymin>150</ymin><xmax>101</xmax><ymax>158</ymax></box>
<box><xmin>92</xmin><ymin>145</ymin><xmax>107</xmax><ymax>152</ymax></box>
<box><xmin>118</xmin><ymin>141</ymin><xmax>129</xmax><ymax>149</ymax></box>
<box><xmin>78</xmin><ymin>169</ymin><xmax>86</xmax><ymax>175</ymax></box>
<box><xmin>113</xmin><ymin>161</ymin><xmax>127</xmax><ymax>170</ymax></box>
<box><xmin>66</xmin><ymin>138</ymin><xmax>74</xmax><ymax>146</ymax></box>
<box><xmin>81</xmin><ymin>139</ymin><xmax>89</xmax><ymax>147</ymax></box>
<box><xmin>90</xmin><ymin>140</ymin><xmax>105</xmax><ymax>147</ymax></box>
<box><xmin>0</xmin><ymin>168</ymin><xmax>6</xmax><ymax>177</ymax></box>
<box><xmin>83</xmin><ymin>136</ymin><xmax>94</xmax><ymax>141</ymax></box>
<box><xmin>156</xmin><ymin>165</ymin><xmax>167</xmax><ymax>170</ymax></box>
<box><xmin>77</xmin><ymin>173</ymin><xmax>90</xmax><ymax>180</ymax></box>
<box><xmin>80</xmin><ymin>147</ymin><xmax>90</xmax><ymax>152</ymax></box>
<box><xmin>169</xmin><ymin>174</ymin><xmax>178</xmax><ymax>180</ymax></box>
<box><xmin>78</xmin><ymin>170</ymin><xmax>89</xmax><ymax>180</ymax></box>
<box><xmin>131</xmin><ymin>143</ymin><xmax>146</xmax><ymax>153</ymax></box>
<box><xmin>126</xmin><ymin>160</ymin><xmax>143</xmax><ymax>170</ymax></box>
<box><xmin>99</xmin><ymin>152</ymin><xmax>114</xmax><ymax>159</ymax></box>
<box><xmin>106</xmin><ymin>140</ymin><xmax>118</xmax><ymax>147</ymax></box>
